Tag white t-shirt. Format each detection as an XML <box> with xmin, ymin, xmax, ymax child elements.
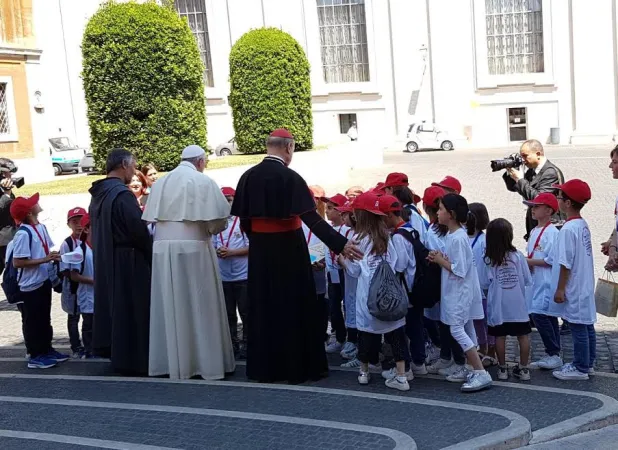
<box><xmin>407</xmin><ymin>205</ymin><xmax>428</xmax><ymax>243</ymax></box>
<box><xmin>343</xmin><ymin>230</ymin><xmax>358</xmax><ymax>328</ymax></box>
<box><xmin>547</xmin><ymin>218</ymin><xmax>596</xmax><ymax>324</ymax></box>
<box><xmin>479</xmin><ymin>251</ymin><xmax>532</xmax><ymax>326</ymax></box>
<box><xmin>392</xmin><ymin>223</ymin><xmax>416</xmax><ymax>292</ymax></box>
<box><xmin>70</xmin><ymin>244</ymin><xmax>94</xmax><ymax>314</ymax></box>
<box><xmin>346</xmin><ymin>236</ymin><xmax>404</xmax><ymax>334</ymax></box>
<box><xmin>526</xmin><ymin>224</ymin><xmax>559</xmax><ymax>315</ymax></box>
<box><xmin>213</xmin><ymin>216</ymin><xmax>249</xmax><ymax>282</ymax></box>
<box><xmin>324</xmin><ymin>224</ymin><xmax>350</xmax><ymax>284</ymax></box>
<box><xmin>423</xmin><ymin>225</ymin><xmax>447</xmax><ymax>321</ymax></box>
<box><xmin>303</xmin><ymin>224</ymin><xmax>326</xmax><ymax>295</ymax></box>
<box><xmin>440</xmin><ymin>227</ymin><xmax>484</xmax><ymax>326</ymax></box>
<box><xmin>12</xmin><ymin>224</ymin><xmax>54</xmax><ymax>292</ymax></box>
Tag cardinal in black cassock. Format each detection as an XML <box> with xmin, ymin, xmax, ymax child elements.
<box><xmin>232</xmin><ymin>129</ymin><xmax>354</xmax><ymax>384</ymax></box>
<box><xmin>89</xmin><ymin>149</ymin><xmax>152</xmax><ymax>375</ymax></box>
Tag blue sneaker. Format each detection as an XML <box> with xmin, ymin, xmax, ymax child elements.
<box><xmin>47</xmin><ymin>349</ymin><xmax>70</xmax><ymax>363</ymax></box>
<box><xmin>27</xmin><ymin>355</ymin><xmax>57</xmax><ymax>369</ymax></box>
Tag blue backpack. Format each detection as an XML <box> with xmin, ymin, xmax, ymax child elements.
<box><xmin>2</xmin><ymin>226</ymin><xmax>32</xmax><ymax>304</ymax></box>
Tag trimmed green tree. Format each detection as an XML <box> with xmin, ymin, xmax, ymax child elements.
<box><xmin>229</xmin><ymin>28</ymin><xmax>313</xmax><ymax>154</ymax></box>
<box><xmin>82</xmin><ymin>0</ymin><xmax>206</xmax><ymax>171</ymax></box>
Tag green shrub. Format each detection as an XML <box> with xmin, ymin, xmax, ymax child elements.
<box><xmin>229</xmin><ymin>28</ymin><xmax>313</xmax><ymax>154</ymax></box>
<box><xmin>82</xmin><ymin>0</ymin><xmax>206</xmax><ymax>171</ymax></box>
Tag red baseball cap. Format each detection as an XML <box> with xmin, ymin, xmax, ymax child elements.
<box><xmin>523</xmin><ymin>193</ymin><xmax>559</xmax><ymax>212</ymax></box>
<box><xmin>221</xmin><ymin>187</ymin><xmax>236</xmax><ymax>197</ymax></box>
<box><xmin>422</xmin><ymin>186</ymin><xmax>447</xmax><ymax>206</ymax></box>
<box><xmin>80</xmin><ymin>213</ymin><xmax>91</xmax><ymax>228</ymax></box>
<box><xmin>10</xmin><ymin>193</ymin><xmax>40</xmax><ymax>223</ymax></box>
<box><xmin>270</xmin><ymin>128</ymin><xmax>294</xmax><ymax>139</ymax></box>
<box><xmin>432</xmin><ymin>176</ymin><xmax>462</xmax><ymax>194</ymax></box>
<box><xmin>353</xmin><ymin>192</ymin><xmax>385</xmax><ymax>216</ymax></box>
<box><xmin>378</xmin><ymin>195</ymin><xmax>402</xmax><ymax>214</ymax></box>
<box><xmin>321</xmin><ymin>193</ymin><xmax>347</xmax><ymax>207</ymax></box>
<box><xmin>67</xmin><ymin>207</ymin><xmax>87</xmax><ymax>221</ymax></box>
<box><xmin>552</xmin><ymin>179</ymin><xmax>592</xmax><ymax>204</ymax></box>
<box><xmin>336</xmin><ymin>199</ymin><xmax>355</xmax><ymax>213</ymax></box>
<box><xmin>382</xmin><ymin>172</ymin><xmax>409</xmax><ymax>189</ymax></box>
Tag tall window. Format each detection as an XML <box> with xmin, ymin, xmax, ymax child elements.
<box><xmin>0</xmin><ymin>84</ymin><xmax>10</xmax><ymax>137</ymax></box>
<box><xmin>317</xmin><ymin>0</ymin><xmax>370</xmax><ymax>84</ymax></box>
<box><xmin>176</xmin><ymin>0</ymin><xmax>214</xmax><ymax>87</ymax></box>
<box><xmin>485</xmin><ymin>0</ymin><xmax>544</xmax><ymax>75</ymax></box>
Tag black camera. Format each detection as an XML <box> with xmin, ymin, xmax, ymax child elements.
<box><xmin>490</xmin><ymin>153</ymin><xmax>524</xmax><ymax>172</ymax></box>
<box><xmin>0</xmin><ymin>157</ymin><xmax>24</xmax><ymax>190</ymax></box>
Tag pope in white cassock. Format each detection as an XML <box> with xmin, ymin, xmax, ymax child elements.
<box><xmin>142</xmin><ymin>145</ymin><xmax>235</xmax><ymax>380</ymax></box>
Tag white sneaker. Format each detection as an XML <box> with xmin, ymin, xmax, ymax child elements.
<box><xmin>340</xmin><ymin>342</ymin><xmax>353</xmax><ymax>354</ymax></box>
<box><xmin>325</xmin><ymin>341</ymin><xmax>343</xmax><ymax>353</ymax></box>
<box><xmin>425</xmin><ymin>343</ymin><xmax>441</xmax><ymax>365</ymax></box>
<box><xmin>446</xmin><ymin>365</ymin><xmax>468</xmax><ymax>383</ymax></box>
<box><xmin>439</xmin><ymin>362</ymin><xmax>460</xmax><ymax>377</ymax></box>
<box><xmin>589</xmin><ymin>367</ymin><xmax>596</xmax><ymax>376</ymax></box>
<box><xmin>411</xmin><ymin>363</ymin><xmax>428</xmax><ymax>375</ymax></box>
<box><xmin>531</xmin><ymin>354</ymin><xmax>563</xmax><ymax>370</ymax></box>
<box><xmin>461</xmin><ymin>370</ymin><xmax>492</xmax><ymax>392</ymax></box>
<box><xmin>552</xmin><ymin>363</ymin><xmax>589</xmax><ymax>381</ymax></box>
<box><xmin>340</xmin><ymin>344</ymin><xmax>358</xmax><ymax>360</ymax></box>
<box><xmin>427</xmin><ymin>358</ymin><xmax>452</xmax><ymax>374</ymax></box>
<box><xmin>358</xmin><ymin>371</ymin><xmax>370</xmax><ymax>385</ymax></box>
<box><xmin>341</xmin><ymin>358</ymin><xmax>361</xmax><ymax>368</ymax></box>
<box><xmin>385</xmin><ymin>376</ymin><xmax>410</xmax><ymax>391</ymax></box>
<box><xmin>381</xmin><ymin>367</ymin><xmax>414</xmax><ymax>381</ymax></box>
<box><xmin>497</xmin><ymin>365</ymin><xmax>509</xmax><ymax>381</ymax></box>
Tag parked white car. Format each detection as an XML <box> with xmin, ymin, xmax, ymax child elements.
<box><xmin>404</xmin><ymin>123</ymin><xmax>454</xmax><ymax>153</ymax></box>
<box><xmin>49</xmin><ymin>137</ymin><xmax>88</xmax><ymax>175</ymax></box>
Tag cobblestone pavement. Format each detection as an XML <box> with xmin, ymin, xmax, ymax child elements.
<box><xmin>1</xmin><ymin>146</ymin><xmax>618</xmax><ymax>448</ymax></box>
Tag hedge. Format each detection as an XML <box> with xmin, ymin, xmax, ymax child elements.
<box><xmin>229</xmin><ymin>28</ymin><xmax>313</xmax><ymax>154</ymax></box>
<box><xmin>82</xmin><ymin>0</ymin><xmax>207</xmax><ymax>171</ymax></box>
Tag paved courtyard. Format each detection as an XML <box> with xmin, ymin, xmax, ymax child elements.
<box><xmin>1</xmin><ymin>145</ymin><xmax>618</xmax><ymax>448</ymax></box>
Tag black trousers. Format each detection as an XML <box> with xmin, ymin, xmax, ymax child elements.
<box><xmin>358</xmin><ymin>327</ymin><xmax>409</xmax><ymax>365</ymax></box>
<box><xmin>327</xmin><ymin>278</ymin><xmax>346</xmax><ymax>343</ymax></box>
<box><xmin>439</xmin><ymin>321</ymin><xmax>465</xmax><ymax>365</ymax></box>
<box><xmin>222</xmin><ymin>280</ymin><xmax>249</xmax><ymax>348</ymax></box>
<box><xmin>16</xmin><ymin>303</ymin><xmax>27</xmax><ymax>354</ymax></box>
<box><xmin>67</xmin><ymin>313</ymin><xmax>83</xmax><ymax>352</ymax></box>
<box><xmin>317</xmin><ymin>293</ymin><xmax>329</xmax><ymax>342</ymax></box>
<box><xmin>21</xmin><ymin>281</ymin><xmax>53</xmax><ymax>358</ymax></box>
<box><xmin>82</xmin><ymin>313</ymin><xmax>94</xmax><ymax>356</ymax></box>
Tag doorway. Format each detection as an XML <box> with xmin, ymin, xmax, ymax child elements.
<box><xmin>507</xmin><ymin>107</ymin><xmax>527</xmax><ymax>142</ymax></box>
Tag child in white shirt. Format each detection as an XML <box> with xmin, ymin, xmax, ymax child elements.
<box><xmin>323</xmin><ymin>194</ymin><xmax>350</xmax><ymax>355</ymax></box>
<box><xmin>214</xmin><ymin>187</ymin><xmax>249</xmax><ymax>359</ymax></box>
<box><xmin>59</xmin><ymin>206</ymin><xmax>87</xmax><ymax>358</ymax></box>
<box><xmin>69</xmin><ymin>214</ymin><xmax>95</xmax><ymax>358</ymax></box>
<box><xmin>480</xmin><ymin>218</ymin><xmax>532</xmax><ymax>381</ymax></box>
<box><xmin>428</xmin><ymin>193</ymin><xmax>491</xmax><ymax>392</ymax></box>
<box><xmin>9</xmin><ymin>193</ymin><xmax>67</xmax><ymax>369</ymax></box>
<box><xmin>467</xmin><ymin>202</ymin><xmax>497</xmax><ymax>368</ymax></box>
<box><xmin>548</xmin><ymin>179</ymin><xmax>596</xmax><ymax>381</ymax></box>
<box><xmin>343</xmin><ymin>192</ymin><xmax>410</xmax><ymax>392</ymax></box>
<box><xmin>524</xmin><ymin>193</ymin><xmax>562</xmax><ymax>370</ymax></box>
<box><xmin>337</xmin><ymin>202</ymin><xmax>361</xmax><ymax>364</ymax></box>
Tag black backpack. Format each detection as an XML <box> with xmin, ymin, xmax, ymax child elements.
<box><xmin>394</xmin><ymin>228</ymin><xmax>441</xmax><ymax>309</ymax></box>
<box><xmin>2</xmin><ymin>226</ymin><xmax>32</xmax><ymax>304</ymax></box>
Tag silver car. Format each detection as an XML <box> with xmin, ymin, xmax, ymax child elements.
<box><xmin>215</xmin><ymin>137</ymin><xmax>238</xmax><ymax>157</ymax></box>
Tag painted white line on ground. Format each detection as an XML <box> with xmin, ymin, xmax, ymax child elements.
<box><xmin>0</xmin><ymin>373</ymin><xmax>531</xmax><ymax>450</ymax></box>
<box><xmin>0</xmin><ymin>429</ymin><xmax>178</xmax><ymax>450</ymax></box>
<box><xmin>0</xmin><ymin>396</ymin><xmax>416</xmax><ymax>450</ymax></box>
<box><xmin>0</xmin><ymin>357</ymin><xmax>110</xmax><ymax>363</ymax></box>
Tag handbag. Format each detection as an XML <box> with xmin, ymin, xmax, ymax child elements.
<box><xmin>595</xmin><ymin>272</ymin><xmax>618</xmax><ymax>317</ymax></box>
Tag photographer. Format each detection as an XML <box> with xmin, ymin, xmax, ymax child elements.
<box><xmin>0</xmin><ymin>158</ymin><xmax>17</xmax><ymax>274</ymax></box>
<box><xmin>501</xmin><ymin>139</ymin><xmax>565</xmax><ymax>240</ymax></box>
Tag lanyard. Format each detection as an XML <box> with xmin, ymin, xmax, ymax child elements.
<box><xmin>394</xmin><ymin>221</ymin><xmax>406</xmax><ymax>232</ymax></box>
<box><xmin>565</xmin><ymin>216</ymin><xmax>582</xmax><ymax>223</ymax></box>
<box><xmin>32</xmin><ymin>225</ymin><xmax>49</xmax><ymax>255</ymax></box>
<box><xmin>471</xmin><ymin>232</ymin><xmax>483</xmax><ymax>249</ymax></box>
<box><xmin>527</xmin><ymin>222</ymin><xmax>550</xmax><ymax>258</ymax></box>
<box><xmin>86</xmin><ymin>241</ymin><xmax>92</xmax><ymax>250</ymax></box>
<box><xmin>306</xmin><ymin>230</ymin><xmax>313</xmax><ymax>244</ymax></box>
<box><xmin>407</xmin><ymin>204</ymin><xmax>430</xmax><ymax>230</ymax></box>
<box><xmin>219</xmin><ymin>217</ymin><xmax>239</xmax><ymax>248</ymax></box>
